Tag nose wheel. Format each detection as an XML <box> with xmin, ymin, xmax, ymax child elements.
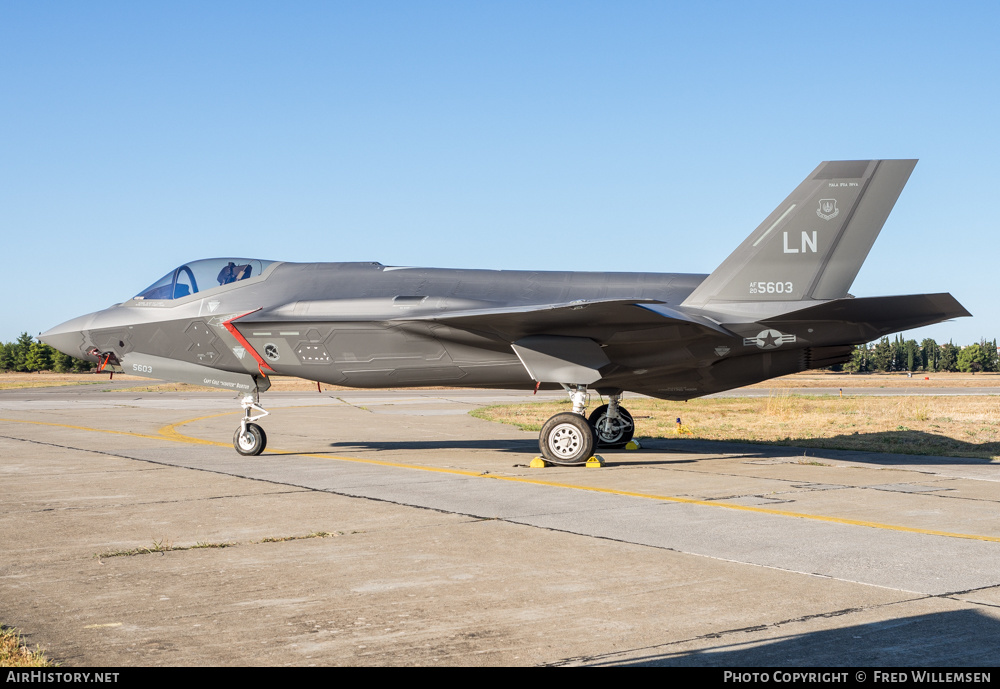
<box><xmin>233</xmin><ymin>394</ymin><xmax>269</xmax><ymax>456</ymax></box>
<box><xmin>234</xmin><ymin>423</ymin><xmax>267</xmax><ymax>455</ymax></box>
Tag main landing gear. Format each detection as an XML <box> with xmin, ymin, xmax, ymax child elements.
<box><xmin>233</xmin><ymin>393</ymin><xmax>269</xmax><ymax>456</ymax></box>
<box><xmin>589</xmin><ymin>398</ymin><xmax>635</xmax><ymax>449</ymax></box>
<box><xmin>538</xmin><ymin>387</ymin><xmax>634</xmax><ymax>465</ymax></box>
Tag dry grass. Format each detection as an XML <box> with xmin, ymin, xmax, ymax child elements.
<box><xmin>0</xmin><ymin>371</ymin><xmax>466</xmax><ymax>393</ymax></box>
<box><xmin>6</xmin><ymin>370</ymin><xmax>1000</xmax><ymax>393</ymax></box>
<box><xmin>745</xmin><ymin>371</ymin><xmax>1000</xmax><ymax>389</ymax></box>
<box><xmin>95</xmin><ymin>532</ymin><xmax>345</xmax><ymax>559</ymax></box>
<box><xmin>95</xmin><ymin>538</ymin><xmax>237</xmax><ymax>559</ymax></box>
<box><xmin>0</xmin><ymin>372</ymin><xmax>145</xmax><ymax>383</ymax></box>
<box><xmin>0</xmin><ymin>380</ymin><xmax>101</xmax><ymax>390</ymax></box>
<box><xmin>0</xmin><ymin>372</ymin><xmax>339</xmax><ymax>393</ymax></box>
<box><xmin>0</xmin><ymin>626</ymin><xmax>53</xmax><ymax>667</ymax></box>
<box><xmin>472</xmin><ymin>393</ymin><xmax>1000</xmax><ymax>460</ymax></box>
<box><xmin>259</xmin><ymin>531</ymin><xmax>342</xmax><ymax>543</ymax></box>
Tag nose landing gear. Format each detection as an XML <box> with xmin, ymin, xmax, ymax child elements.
<box><xmin>233</xmin><ymin>394</ymin><xmax>269</xmax><ymax>456</ymax></box>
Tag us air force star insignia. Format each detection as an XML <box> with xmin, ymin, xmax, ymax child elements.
<box><xmin>817</xmin><ymin>198</ymin><xmax>839</xmax><ymax>220</ymax></box>
<box><xmin>743</xmin><ymin>329</ymin><xmax>796</xmax><ymax>350</ymax></box>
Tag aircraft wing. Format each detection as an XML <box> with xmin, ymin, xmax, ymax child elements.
<box><xmin>397</xmin><ymin>298</ymin><xmax>733</xmax><ymax>342</ymax></box>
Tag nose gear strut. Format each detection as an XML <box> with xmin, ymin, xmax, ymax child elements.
<box><xmin>233</xmin><ymin>393</ymin><xmax>269</xmax><ymax>456</ymax></box>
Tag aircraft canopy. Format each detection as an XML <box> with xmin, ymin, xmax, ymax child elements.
<box><xmin>135</xmin><ymin>258</ymin><xmax>274</xmax><ymax>300</ymax></box>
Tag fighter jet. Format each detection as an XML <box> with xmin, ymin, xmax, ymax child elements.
<box><xmin>41</xmin><ymin>160</ymin><xmax>969</xmax><ymax>464</ymax></box>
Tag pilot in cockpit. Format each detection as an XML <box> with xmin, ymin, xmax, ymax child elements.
<box><xmin>217</xmin><ymin>262</ymin><xmax>252</xmax><ymax>286</ymax></box>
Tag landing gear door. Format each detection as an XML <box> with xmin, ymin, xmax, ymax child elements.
<box><xmin>511</xmin><ymin>336</ymin><xmax>610</xmax><ymax>385</ymax></box>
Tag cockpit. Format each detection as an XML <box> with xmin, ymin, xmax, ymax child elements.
<box><xmin>134</xmin><ymin>258</ymin><xmax>275</xmax><ymax>300</ymax></box>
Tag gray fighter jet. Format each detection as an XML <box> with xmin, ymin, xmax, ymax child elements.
<box><xmin>41</xmin><ymin>160</ymin><xmax>969</xmax><ymax>464</ymax></box>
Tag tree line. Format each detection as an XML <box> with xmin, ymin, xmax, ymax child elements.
<box><xmin>842</xmin><ymin>335</ymin><xmax>998</xmax><ymax>373</ymax></box>
<box><xmin>1</xmin><ymin>332</ymin><xmax>997</xmax><ymax>375</ymax></box>
<box><xmin>1</xmin><ymin>333</ymin><xmax>95</xmax><ymax>373</ymax></box>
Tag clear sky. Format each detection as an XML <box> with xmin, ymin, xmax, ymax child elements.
<box><xmin>2</xmin><ymin>1</ymin><xmax>997</xmax><ymax>346</ymax></box>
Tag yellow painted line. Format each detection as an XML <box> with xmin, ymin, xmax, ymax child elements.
<box><xmin>4</xmin><ymin>413</ymin><xmax>1000</xmax><ymax>544</ymax></box>
<box><xmin>83</xmin><ymin>623</ymin><xmax>122</xmax><ymax>629</ymax></box>
<box><xmin>158</xmin><ymin>411</ymin><xmax>236</xmax><ymax>447</ymax></box>
<box><xmin>0</xmin><ymin>417</ymin><xmax>173</xmax><ymax>443</ymax></box>
<box><xmin>157</xmin><ymin>415</ymin><xmax>1000</xmax><ymax>544</ymax></box>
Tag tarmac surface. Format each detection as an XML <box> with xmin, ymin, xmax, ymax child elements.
<box><xmin>2</xmin><ymin>384</ymin><xmax>1000</xmax><ymax>666</ymax></box>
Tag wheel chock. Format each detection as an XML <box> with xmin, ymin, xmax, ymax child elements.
<box><xmin>625</xmin><ymin>439</ymin><xmax>642</xmax><ymax>450</ymax></box>
<box><xmin>586</xmin><ymin>455</ymin><xmax>605</xmax><ymax>468</ymax></box>
<box><xmin>529</xmin><ymin>456</ymin><xmax>551</xmax><ymax>468</ymax></box>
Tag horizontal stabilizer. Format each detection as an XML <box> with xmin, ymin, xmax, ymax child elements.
<box><xmin>762</xmin><ymin>293</ymin><xmax>971</xmax><ymax>337</ymax></box>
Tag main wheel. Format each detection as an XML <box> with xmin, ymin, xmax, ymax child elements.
<box><xmin>588</xmin><ymin>404</ymin><xmax>634</xmax><ymax>448</ymax></box>
<box><xmin>539</xmin><ymin>412</ymin><xmax>595</xmax><ymax>465</ymax></box>
<box><xmin>234</xmin><ymin>423</ymin><xmax>267</xmax><ymax>456</ymax></box>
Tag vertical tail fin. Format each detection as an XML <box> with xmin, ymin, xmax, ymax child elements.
<box><xmin>681</xmin><ymin>159</ymin><xmax>917</xmax><ymax>309</ymax></box>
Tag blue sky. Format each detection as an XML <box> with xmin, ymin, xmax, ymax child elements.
<box><xmin>2</xmin><ymin>1</ymin><xmax>997</xmax><ymax>346</ymax></box>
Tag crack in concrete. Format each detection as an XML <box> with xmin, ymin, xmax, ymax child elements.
<box><xmin>545</xmin><ymin>597</ymin><xmax>931</xmax><ymax>666</ymax></box>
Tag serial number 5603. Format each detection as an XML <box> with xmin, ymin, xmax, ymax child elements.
<box><xmin>132</xmin><ymin>363</ymin><xmax>153</xmax><ymax>373</ymax></box>
<box><xmin>749</xmin><ymin>281</ymin><xmax>793</xmax><ymax>295</ymax></box>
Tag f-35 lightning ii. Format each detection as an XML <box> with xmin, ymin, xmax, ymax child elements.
<box><xmin>41</xmin><ymin>160</ymin><xmax>969</xmax><ymax>464</ymax></box>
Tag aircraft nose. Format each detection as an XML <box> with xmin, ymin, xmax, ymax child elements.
<box><xmin>39</xmin><ymin>313</ymin><xmax>95</xmax><ymax>359</ymax></box>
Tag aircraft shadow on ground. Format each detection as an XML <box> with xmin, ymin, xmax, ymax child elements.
<box><xmin>320</xmin><ymin>439</ymin><xmax>698</xmax><ymax>464</ymax></box>
<box><xmin>581</xmin><ymin>609</ymin><xmax>1000</xmax><ymax>667</ymax></box>
<box><xmin>326</xmin><ymin>439</ymin><xmax>538</xmax><ymax>454</ymax></box>
<box><xmin>306</xmin><ymin>429</ymin><xmax>998</xmax><ymax>467</ymax></box>
<box><xmin>247</xmin><ymin>428</ymin><xmax>996</xmax><ymax>465</ymax></box>
<box><xmin>648</xmin><ymin>430</ymin><xmax>999</xmax><ymax>467</ymax></box>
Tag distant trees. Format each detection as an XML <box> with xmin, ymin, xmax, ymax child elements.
<box><xmin>23</xmin><ymin>342</ymin><xmax>52</xmax><ymax>372</ymax></box>
<box><xmin>956</xmin><ymin>340</ymin><xmax>999</xmax><ymax>373</ymax></box>
<box><xmin>920</xmin><ymin>338</ymin><xmax>939</xmax><ymax>371</ymax></box>
<box><xmin>0</xmin><ymin>333</ymin><xmax>94</xmax><ymax>373</ymax></box>
<box><xmin>842</xmin><ymin>336</ymin><xmax>999</xmax><ymax>373</ymax></box>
